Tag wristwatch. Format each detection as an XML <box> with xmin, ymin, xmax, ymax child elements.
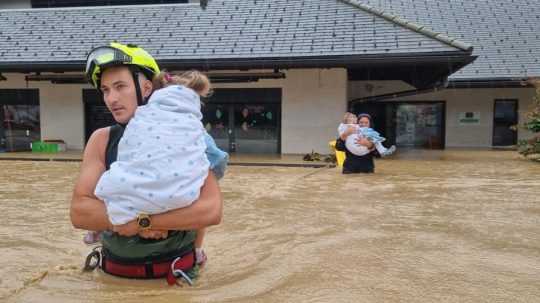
<box><xmin>137</xmin><ymin>213</ymin><xmax>152</xmax><ymax>230</ymax></box>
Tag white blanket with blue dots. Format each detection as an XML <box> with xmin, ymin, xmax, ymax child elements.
<box><xmin>95</xmin><ymin>85</ymin><xmax>210</xmax><ymax>225</ymax></box>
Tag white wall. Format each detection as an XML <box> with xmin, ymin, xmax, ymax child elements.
<box><xmin>349</xmin><ymin>81</ymin><xmax>537</xmax><ymax>147</ymax></box>
<box><xmin>281</xmin><ymin>69</ymin><xmax>347</xmax><ymax>154</ymax></box>
<box><xmin>0</xmin><ymin>73</ymin><xmax>87</xmax><ymax>150</ymax></box>
<box><xmin>0</xmin><ymin>0</ymin><xmax>31</xmax><ymax>9</ymax></box>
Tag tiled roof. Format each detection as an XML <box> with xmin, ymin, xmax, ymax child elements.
<box><xmin>0</xmin><ymin>0</ymin><xmax>469</xmax><ymax>71</ymax></box>
<box><xmin>359</xmin><ymin>0</ymin><xmax>540</xmax><ymax>80</ymax></box>
<box><xmin>340</xmin><ymin>0</ymin><xmax>472</xmax><ymax>52</ymax></box>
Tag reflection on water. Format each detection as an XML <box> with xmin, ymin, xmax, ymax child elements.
<box><xmin>1</xmin><ymin>150</ymin><xmax>540</xmax><ymax>303</ymax></box>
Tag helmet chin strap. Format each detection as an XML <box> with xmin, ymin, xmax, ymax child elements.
<box><xmin>129</xmin><ymin>66</ymin><xmax>147</xmax><ymax>107</ymax></box>
<box><xmin>111</xmin><ymin>67</ymin><xmax>149</xmax><ymax>128</ymax></box>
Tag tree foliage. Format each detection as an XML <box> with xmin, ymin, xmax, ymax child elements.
<box><xmin>518</xmin><ymin>79</ymin><xmax>540</xmax><ymax>161</ymax></box>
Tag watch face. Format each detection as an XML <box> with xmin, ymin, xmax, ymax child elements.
<box><xmin>139</xmin><ymin>217</ymin><xmax>151</xmax><ymax>228</ymax></box>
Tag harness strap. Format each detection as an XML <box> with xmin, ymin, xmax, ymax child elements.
<box><xmin>99</xmin><ymin>249</ymin><xmax>195</xmax><ymax>282</ymax></box>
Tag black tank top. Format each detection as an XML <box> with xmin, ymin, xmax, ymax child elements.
<box><xmin>105</xmin><ymin>124</ymin><xmax>125</xmax><ymax>170</ymax></box>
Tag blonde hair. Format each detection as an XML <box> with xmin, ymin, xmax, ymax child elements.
<box><xmin>153</xmin><ymin>70</ymin><xmax>211</xmax><ymax>97</ymax></box>
<box><xmin>342</xmin><ymin>112</ymin><xmax>357</xmax><ymax>124</ymax></box>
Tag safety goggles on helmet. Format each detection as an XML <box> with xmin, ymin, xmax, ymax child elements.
<box><xmin>85</xmin><ymin>42</ymin><xmax>160</xmax><ymax>88</ymax></box>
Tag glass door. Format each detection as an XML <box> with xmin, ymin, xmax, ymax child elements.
<box><xmin>201</xmin><ymin>103</ymin><xmax>231</xmax><ymax>152</ymax></box>
<box><xmin>202</xmin><ymin>88</ymin><xmax>281</xmax><ymax>154</ymax></box>
<box><xmin>0</xmin><ymin>104</ymin><xmax>41</xmax><ymax>152</ymax></box>
<box><xmin>493</xmin><ymin>99</ymin><xmax>518</xmax><ymax>146</ymax></box>
<box><xmin>0</xmin><ymin>90</ymin><xmax>40</xmax><ymax>152</ymax></box>
<box><xmin>395</xmin><ymin>103</ymin><xmax>444</xmax><ymax>148</ymax></box>
<box><xmin>202</xmin><ymin>103</ymin><xmax>280</xmax><ymax>154</ymax></box>
<box><xmin>232</xmin><ymin>104</ymin><xmax>280</xmax><ymax>153</ymax></box>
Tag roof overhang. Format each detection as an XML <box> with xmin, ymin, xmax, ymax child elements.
<box><xmin>347</xmin><ymin>52</ymin><xmax>477</xmax><ymax>89</ymax></box>
<box><xmin>23</xmin><ymin>71</ymin><xmax>286</xmax><ymax>84</ymax></box>
<box><xmin>0</xmin><ymin>51</ymin><xmax>476</xmax><ymax>89</ymax></box>
<box><xmin>447</xmin><ymin>78</ymin><xmax>534</xmax><ymax>89</ymax></box>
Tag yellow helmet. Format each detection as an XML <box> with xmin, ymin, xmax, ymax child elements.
<box><xmin>85</xmin><ymin>42</ymin><xmax>160</xmax><ymax>88</ymax></box>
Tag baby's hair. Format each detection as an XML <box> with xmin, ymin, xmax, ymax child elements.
<box><xmin>153</xmin><ymin>70</ymin><xmax>211</xmax><ymax>97</ymax></box>
<box><xmin>342</xmin><ymin>112</ymin><xmax>357</xmax><ymax>123</ymax></box>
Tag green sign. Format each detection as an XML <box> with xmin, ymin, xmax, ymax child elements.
<box><xmin>458</xmin><ymin>112</ymin><xmax>480</xmax><ymax>125</ymax></box>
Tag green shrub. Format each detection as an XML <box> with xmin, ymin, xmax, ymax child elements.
<box><xmin>519</xmin><ymin>79</ymin><xmax>540</xmax><ymax>161</ymax></box>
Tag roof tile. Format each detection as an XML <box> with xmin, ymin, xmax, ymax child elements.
<box><xmin>359</xmin><ymin>0</ymin><xmax>540</xmax><ymax>79</ymax></box>
<box><xmin>0</xmin><ymin>0</ymin><xmax>465</xmax><ymax>67</ymax></box>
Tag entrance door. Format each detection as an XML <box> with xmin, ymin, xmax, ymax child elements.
<box><xmin>493</xmin><ymin>99</ymin><xmax>518</xmax><ymax>146</ymax></box>
<box><xmin>202</xmin><ymin>88</ymin><xmax>281</xmax><ymax>154</ymax></box>
<box><xmin>0</xmin><ymin>90</ymin><xmax>40</xmax><ymax>152</ymax></box>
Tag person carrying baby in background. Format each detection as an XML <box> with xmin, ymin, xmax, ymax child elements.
<box><xmin>338</xmin><ymin>112</ymin><xmax>396</xmax><ymax>157</ymax></box>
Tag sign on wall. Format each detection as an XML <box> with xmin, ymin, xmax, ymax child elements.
<box><xmin>458</xmin><ymin>112</ymin><xmax>480</xmax><ymax>125</ymax></box>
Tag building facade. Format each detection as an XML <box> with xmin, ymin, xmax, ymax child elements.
<box><xmin>0</xmin><ymin>0</ymin><xmax>537</xmax><ymax>154</ymax></box>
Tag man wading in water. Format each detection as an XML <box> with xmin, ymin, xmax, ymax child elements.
<box><xmin>70</xmin><ymin>43</ymin><xmax>223</xmax><ymax>285</ymax></box>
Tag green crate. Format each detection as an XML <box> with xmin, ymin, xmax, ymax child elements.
<box><xmin>31</xmin><ymin>141</ymin><xmax>59</xmax><ymax>153</ymax></box>
<box><xmin>31</xmin><ymin>141</ymin><xmax>43</xmax><ymax>153</ymax></box>
<box><xmin>46</xmin><ymin>143</ymin><xmax>59</xmax><ymax>153</ymax></box>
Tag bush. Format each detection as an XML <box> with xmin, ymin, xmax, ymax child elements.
<box><xmin>519</xmin><ymin>79</ymin><xmax>540</xmax><ymax>161</ymax></box>
<box><xmin>518</xmin><ymin>136</ymin><xmax>540</xmax><ymax>156</ymax></box>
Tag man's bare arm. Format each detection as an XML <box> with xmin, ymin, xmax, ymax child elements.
<box><xmin>70</xmin><ymin>128</ymin><xmax>112</xmax><ymax>231</ymax></box>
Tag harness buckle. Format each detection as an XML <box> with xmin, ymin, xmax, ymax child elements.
<box><xmin>83</xmin><ymin>246</ymin><xmax>102</xmax><ymax>272</ymax></box>
<box><xmin>170</xmin><ymin>256</ymin><xmax>193</xmax><ymax>286</ymax></box>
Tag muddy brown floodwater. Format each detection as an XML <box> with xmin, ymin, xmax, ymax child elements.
<box><xmin>1</xmin><ymin>149</ymin><xmax>539</xmax><ymax>303</ymax></box>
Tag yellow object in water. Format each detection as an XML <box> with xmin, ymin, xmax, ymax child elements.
<box><xmin>329</xmin><ymin>140</ymin><xmax>346</xmax><ymax>168</ymax></box>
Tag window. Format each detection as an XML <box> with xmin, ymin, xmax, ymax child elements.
<box><xmin>493</xmin><ymin>99</ymin><xmax>518</xmax><ymax>146</ymax></box>
<box><xmin>0</xmin><ymin>90</ymin><xmax>40</xmax><ymax>152</ymax></box>
<box><xmin>31</xmin><ymin>0</ymin><xmax>188</xmax><ymax>8</ymax></box>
